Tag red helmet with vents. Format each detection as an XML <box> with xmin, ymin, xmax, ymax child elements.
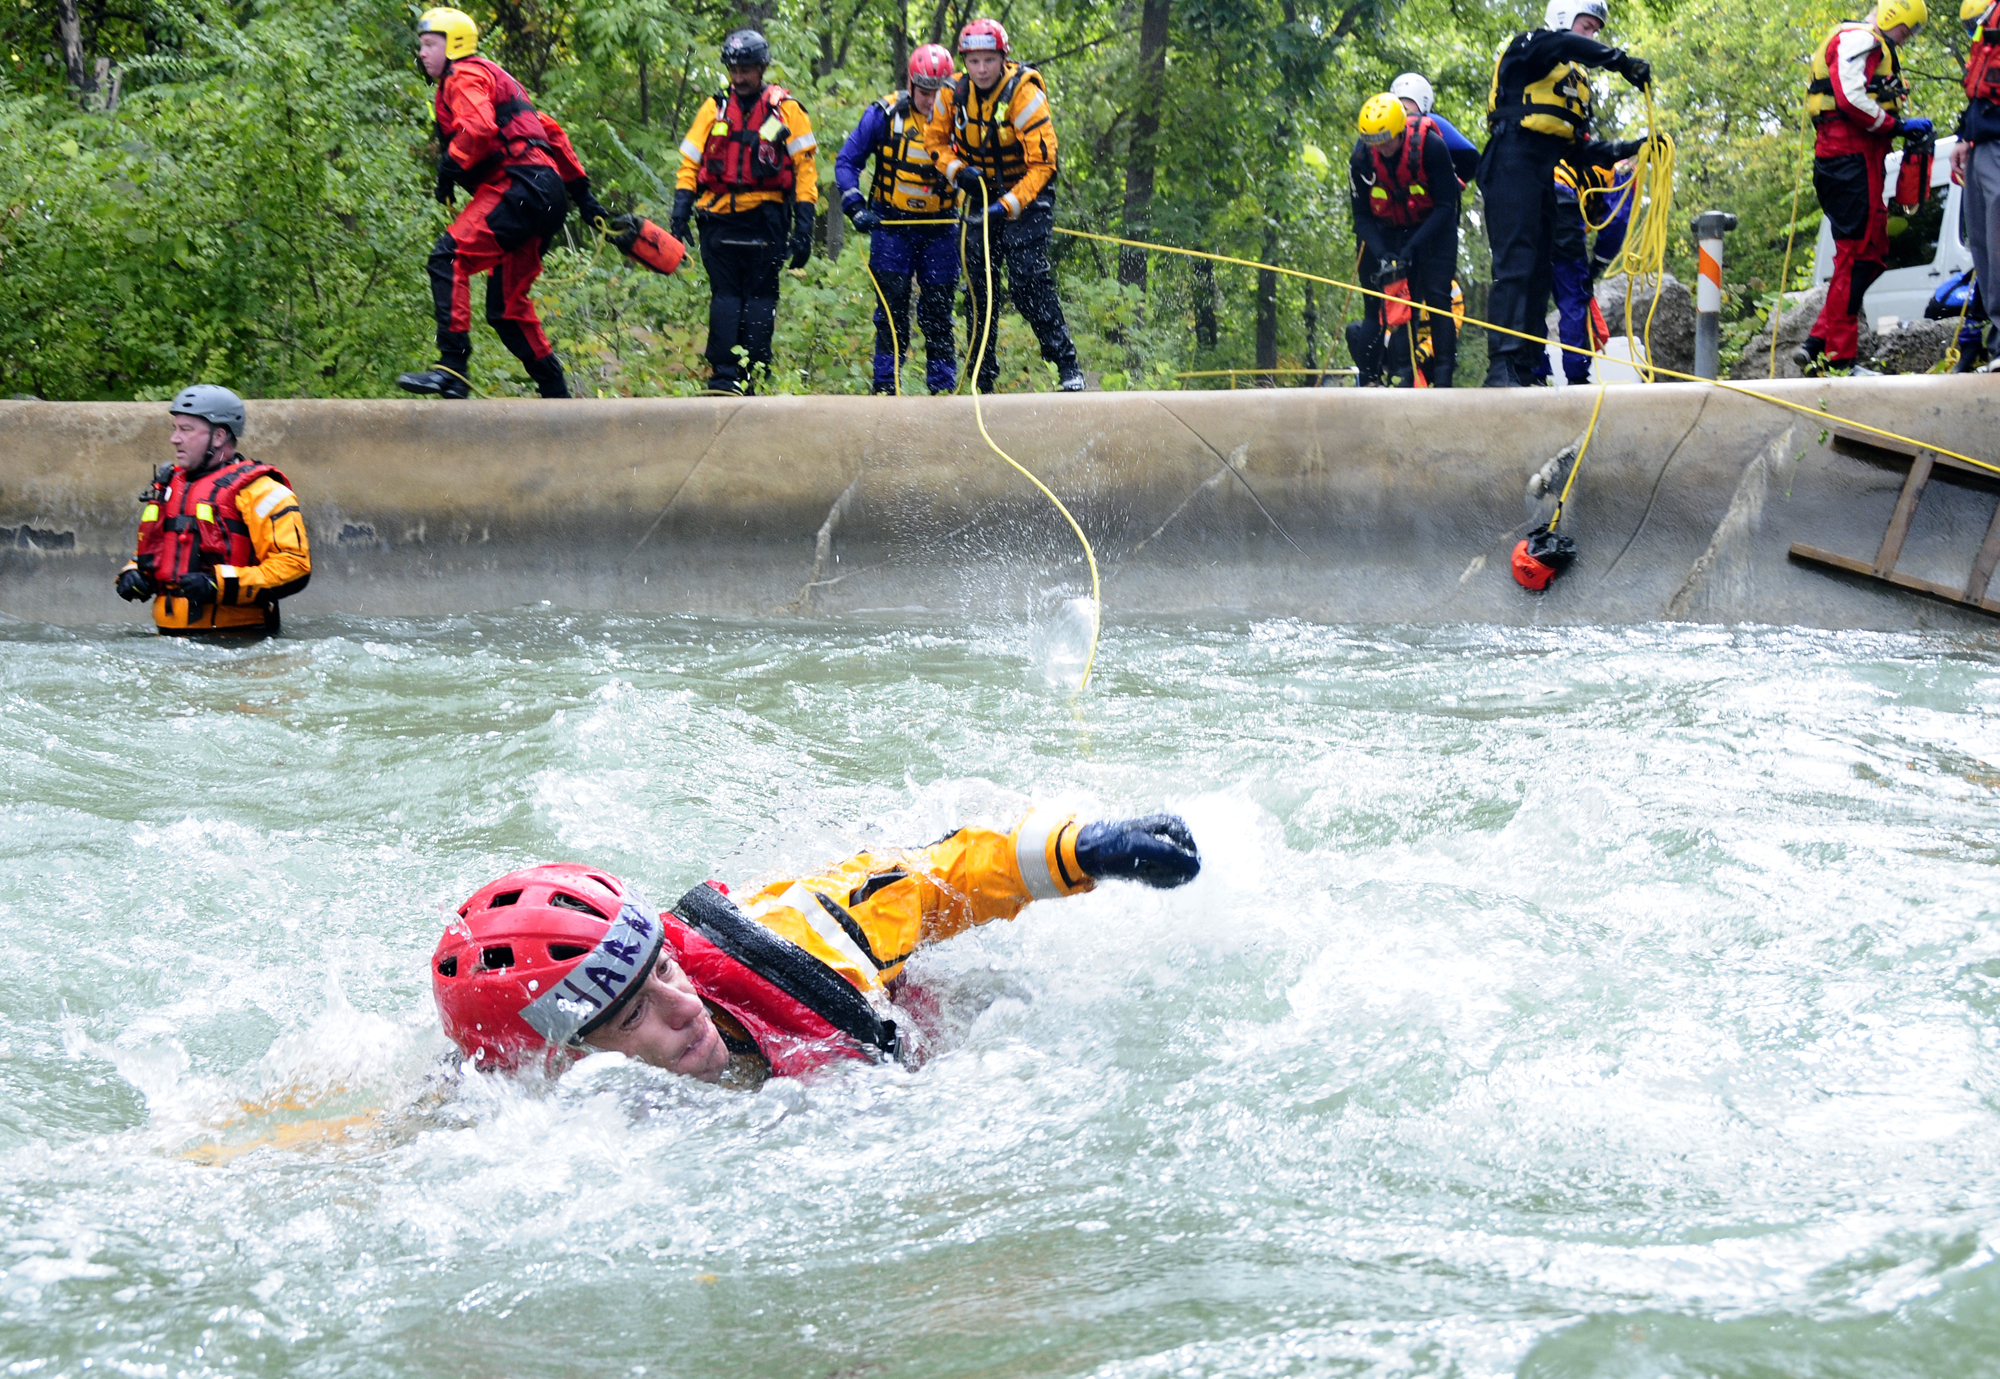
<box><xmin>431</xmin><ymin>863</ymin><xmax>665</xmax><ymax>1071</ymax></box>
<box><xmin>957</xmin><ymin>17</ymin><xmax>1009</xmax><ymax>53</ymax></box>
<box><xmin>909</xmin><ymin>43</ymin><xmax>955</xmax><ymax>89</ymax></box>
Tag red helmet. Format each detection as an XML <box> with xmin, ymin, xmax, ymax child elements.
<box><xmin>908</xmin><ymin>43</ymin><xmax>954</xmax><ymax>89</ymax></box>
<box><xmin>431</xmin><ymin>863</ymin><xmax>666</xmax><ymax>1071</ymax></box>
<box><xmin>957</xmin><ymin>17</ymin><xmax>1009</xmax><ymax>53</ymax></box>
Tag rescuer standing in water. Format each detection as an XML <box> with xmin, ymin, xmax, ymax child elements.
<box><xmin>1347</xmin><ymin>93</ymin><xmax>1464</xmax><ymax>388</ymax></box>
<box><xmin>924</xmin><ymin>18</ymin><xmax>1086</xmax><ymax>394</ymax></box>
<box><xmin>1480</xmin><ymin>0</ymin><xmax>1652</xmax><ymax>387</ymax></box>
<box><xmin>397</xmin><ymin>8</ymin><xmax>612</xmax><ymax>401</ymax></box>
<box><xmin>117</xmin><ymin>386</ymin><xmax>310</xmax><ymax>636</ymax></box>
<box><xmin>836</xmin><ymin>44</ymin><xmax>962</xmax><ymax>395</ymax></box>
<box><xmin>672</xmin><ymin>30</ymin><xmax>819</xmax><ymax>397</ymax></box>
<box><xmin>1797</xmin><ymin>1</ymin><xmax>1932</xmax><ymax>373</ymax></box>
<box><xmin>431</xmin><ymin>811</ymin><xmax>1200</xmax><ymax>1082</ymax></box>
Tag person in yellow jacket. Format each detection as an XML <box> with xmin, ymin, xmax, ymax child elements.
<box><xmin>116</xmin><ymin>385</ymin><xmax>310</xmax><ymax>636</ymax></box>
<box><xmin>923</xmin><ymin>17</ymin><xmax>1085</xmax><ymax>394</ymax></box>
<box><xmin>671</xmin><ymin>28</ymin><xmax>819</xmax><ymax>395</ymax></box>
<box><xmin>431</xmin><ymin>811</ymin><xmax>1201</xmax><ymax>1082</ymax></box>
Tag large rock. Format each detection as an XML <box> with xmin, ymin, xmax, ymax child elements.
<box><xmin>1596</xmin><ymin>272</ymin><xmax>1695</xmax><ymax>377</ymax></box>
<box><xmin>1733</xmin><ymin>286</ymin><xmax>1835</xmax><ymax>379</ymax></box>
<box><xmin>1732</xmin><ymin>284</ymin><xmax>1950</xmax><ymax>377</ymax></box>
<box><xmin>1867</xmin><ymin>318</ymin><xmax>1953</xmax><ymax>374</ymax></box>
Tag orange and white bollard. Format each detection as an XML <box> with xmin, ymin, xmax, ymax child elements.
<box><xmin>1691</xmin><ymin>209</ymin><xmax>1738</xmax><ymax>379</ymax></box>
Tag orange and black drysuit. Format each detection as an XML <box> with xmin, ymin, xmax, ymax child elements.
<box><xmin>673</xmin><ymin>83</ymin><xmax>818</xmax><ymax>392</ymax></box>
<box><xmin>924</xmin><ymin>62</ymin><xmax>1079</xmax><ymax>392</ymax></box>
<box><xmin>666</xmin><ymin>809</ymin><xmax>1096</xmax><ymax>1077</ymax></box>
<box><xmin>124</xmin><ymin>457</ymin><xmax>311</xmax><ymax>635</ymax></box>
<box><xmin>1805</xmin><ymin>21</ymin><xmax>1911</xmax><ymax>364</ymax></box>
<box><xmin>432</xmin><ymin>53</ymin><xmax>601</xmax><ymax>398</ymax></box>
<box><xmin>1347</xmin><ymin>117</ymin><xmax>1463</xmax><ymax>387</ymax></box>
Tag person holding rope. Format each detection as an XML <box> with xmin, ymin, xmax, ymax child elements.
<box><xmin>671</xmin><ymin>30</ymin><xmax>819</xmax><ymax>397</ymax></box>
<box><xmin>1346</xmin><ymin>92</ymin><xmax>1464</xmax><ymax>388</ymax></box>
<box><xmin>397</xmin><ymin>8</ymin><xmax>611</xmax><ymax>401</ymax></box>
<box><xmin>1529</xmin><ymin>151</ymin><xmax>1633</xmax><ymax>385</ymax></box>
<box><xmin>924</xmin><ymin>18</ymin><xmax>1087</xmax><ymax>394</ymax></box>
<box><xmin>1479</xmin><ymin>0</ymin><xmax>1652</xmax><ymax>388</ymax></box>
<box><xmin>1797</xmin><ymin>1</ymin><xmax>1932</xmax><ymax>374</ymax></box>
<box><xmin>430</xmin><ymin>811</ymin><xmax>1200</xmax><ymax>1082</ymax></box>
<box><xmin>836</xmin><ymin>44</ymin><xmax>962</xmax><ymax>395</ymax></box>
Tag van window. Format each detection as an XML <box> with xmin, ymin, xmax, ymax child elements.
<box><xmin>1884</xmin><ymin>183</ymin><xmax>1947</xmax><ymax>271</ymax></box>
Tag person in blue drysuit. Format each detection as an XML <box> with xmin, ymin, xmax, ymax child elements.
<box><xmin>1532</xmin><ymin>150</ymin><xmax>1633</xmax><ymax>384</ymax></box>
<box><xmin>836</xmin><ymin>43</ymin><xmax>961</xmax><ymax>394</ymax></box>
<box><xmin>1389</xmin><ymin>73</ymin><xmax>1481</xmax><ymax>184</ymax></box>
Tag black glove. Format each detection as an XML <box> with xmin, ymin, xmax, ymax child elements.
<box><xmin>788</xmin><ymin>203</ymin><xmax>815</xmax><ymax>270</ymax></box>
<box><xmin>1385</xmin><ymin>256</ymin><xmax>1413</xmax><ymax>284</ymax></box>
<box><xmin>1600</xmin><ymin>138</ymin><xmax>1644</xmax><ymax>162</ymax></box>
<box><xmin>1074</xmin><ymin>814</ymin><xmax>1202</xmax><ymax>890</ymax></box>
<box><xmin>851</xmin><ymin>204</ymin><xmax>881</xmax><ymax>233</ymax></box>
<box><xmin>566</xmin><ymin>177</ymin><xmax>611</xmax><ymax>232</ymax></box>
<box><xmin>1616</xmin><ymin>53</ymin><xmax>1652</xmax><ymax>89</ymax></box>
<box><xmin>669</xmin><ymin>188</ymin><xmax>696</xmax><ymax>246</ymax></box>
<box><xmin>115</xmin><ymin>568</ymin><xmax>154</xmax><ymax>602</ymax></box>
<box><xmin>952</xmin><ymin>166</ymin><xmax>985</xmax><ymax>196</ymax></box>
<box><xmin>174</xmin><ymin>571</ymin><xmax>218</xmax><ymax>608</ymax></box>
<box><xmin>435</xmin><ymin>154</ymin><xmax>463</xmax><ymax>206</ymax></box>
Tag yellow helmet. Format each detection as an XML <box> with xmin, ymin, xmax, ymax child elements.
<box><xmin>417</xmin><ymin>7</ymin><xmax>479</xmax><ymax>60</ymax></box>
<box><xmin>1357</xmin><ymin>92</ymin><xmax>1407</xmax><ymax>146</ymax></box>
<box><xmin>1963</xmin><ymin>0</ymin><xmax>1989</xmax><ymax>32</ymax></box>
<box><xmin>1875</xmin><ymin>0</ymin><xmax>1928</xmax><ymax>36</ymax></box>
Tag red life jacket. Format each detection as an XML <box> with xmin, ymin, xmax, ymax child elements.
<box><xmin>697</xmin><ymin>85</ymin><xmax>798</xmax><ymax>196</ymax></box>
<box><xmin>134</xmin><ymin>458</ymin><xmax>285</xmax><ymax>586</ymax></box>
<box><xmin>1365</xmin><ymin>115</ymin><xmax>1439</xmax><ymax>227</ymax></box>
<box><xmin>667</xmin><ymin>883</ymin><xmax>899</xmax><ymax>1078</ymax></box>
<box><xmin>435</xmin><ymin>54</ymin><xmax>555</xmax><ymax>183</ymax></box>
<box><xmin>1968</xmin><ymin>3</ymin><xmax>2000</xmax><ymax>102</ymax></box>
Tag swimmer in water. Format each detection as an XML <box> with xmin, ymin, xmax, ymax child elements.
<box><xmin>430</xmin><ymin>810</ymin><xmax>1199</xmax><ymax>1083</ymax></box>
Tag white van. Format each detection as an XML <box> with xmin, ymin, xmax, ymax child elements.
<box><xmin>1811</xmin><ymin>134</ymin><xmax>1970</xmax><ymax>327</ymax></box>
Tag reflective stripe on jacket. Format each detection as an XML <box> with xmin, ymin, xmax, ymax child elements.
<box><xmin>676</xmin><ymin>87</ymin><xmax>819</xmax><ymax>214</ymax></box>
<box><xmin>866</xmin><ymin>91</ymin><xmax>958</xmax><ymax>216</ymax></box>
<box><xmin>1807</xmin><ymin>21</ymin><xmax>1903</xmax><ymax>147</ymax></box>
<box><xmin>1365</xmin><ymin>116</ymin><xmax>1442</xmax><ymax>226</ymax></box>
<box><xmin>130</xmin><ymin>462</ymin><xmax>311</xmax><ymax>632</ymax></box>
<box><xmin>924</xmin><ymin>62</ymin><xmax>1058</xmax><ymax>216</ymax></box>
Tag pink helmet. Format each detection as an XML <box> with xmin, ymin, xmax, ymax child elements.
<box><xmin>431</xmin><ymin>863</ymin><xmax>664</xmax><ymax>1071</ymax></box>
<box><xmin>957</xmin><ymin>17</ymin><xmax>1010</xmax><ymax>54</ymax></box>
<box><xmin>908</xmin><ymin>43</ymin><xmax>954</xmax><ymax>89</ymax></box>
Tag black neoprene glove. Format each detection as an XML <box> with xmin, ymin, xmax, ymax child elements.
<box><xmin>174</xmin><ymin>571</ymin><xmax>218</xmax><ymax>608</ymax></box>
<box><xmin>435</xmin><ymin>154</ymin><xmax>462</xmax><ymax>206</ymax></box>
<box><xmin>1616</xmin><ymin>53</ymin><xmax>1652</xmax><ymax>89</ymax></box>
<box><xmin>952</xmin><ymin>166</ymin><xmax>985</xmax><ymax>196</ymax></box>
<box><xmin>566</xmin><ymin>178</ymin><xmax>611</xmax><ymax>231</ymax></box>
<box><xmin>1599</xmin><ymin>138</ymin><xmax>1644</xmax><ymax>162</ymax></box>
<box><xmin>1074</xmin><ymin>814</ymin><xmax>1202</xmax><ymax>890</ymax></box>
<box><xmin>115</xmin><ymin>568</ymin><xmax>154</xmax><ymax>602</ymax></box>
<box><xmin>669</xmin><ymin>188</ymin><xmax>696</xmax><ymax>245</ymax></box>
<box><xmin>788</xmin><ymin>203</ymin><xmax>815</xmax><ymax>269</ymax></box>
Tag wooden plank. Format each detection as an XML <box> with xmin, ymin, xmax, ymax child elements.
<box><xmin>1830</xmin><ymin>428</ymin><xmax>2000</xmax><ymax>490</ymax></box>
<box><xmin>1873</xmin><ymin>452</ymin><xmax>1934</xmax><ymax>575</ymax></box>
<box><xmin>1789</xmin><ymin>542</ymin><xmax>2000</xmax><ymax>619</ymax></box>
<box><xmin>1965</xmin><ymin>499</ymin><xmax>2000</xmax><ymax>604</ymax></box>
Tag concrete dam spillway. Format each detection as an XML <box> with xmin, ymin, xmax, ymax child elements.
<box><xmin>3</xmin><ymin>377</ymin><xmax>1998</xmax><ymax>630</ymax></box>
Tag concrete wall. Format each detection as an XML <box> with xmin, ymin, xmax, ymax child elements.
<box><xmin>4</xmin><ymin>378</ymin><xmax>1997</xmax><ymax>630</ymax></box>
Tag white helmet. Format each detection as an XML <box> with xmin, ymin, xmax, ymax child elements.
<box><xmin>1389</xmin><ymin>73</ymin><xmax>1434</xmax><ymax>113</ymax></box>
<box><xmin>1545</xmin><ymin>0</ymin><xmax>1609</xmax><ymax>30</ymax></box>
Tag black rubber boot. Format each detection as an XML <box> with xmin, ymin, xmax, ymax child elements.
<box><xmin>1058</xmin><ymin>364</ymin><xmax>1086</xmax><ymax>392</ymax></box>
<box><xmin>1428</xmin><ymin>363</ymin><xmax>1455</xmax><ymax>390</ymax></box>
<box><xmin>396</xmin><ymin>366</ymin><xmax>470</xmax><ymax>399</ymax></box>
<box><xmin>1388</xmin><ymin>369</ymin><xmax>1416</xmax><ymax>389</ymax></box>
<box><xmin>523</xmin><ymin>353</ymin><xmax>570</xmax><ymax>399</ymax></box>
<box><xmin>1792</xmin><ymin>335</ymin><xmax>1825</xmax><ymax>370</ymax></box>
<box><xmin>1482</xmin><ymin>356</ymin><xmax>1522</xmax><ymax>388</ymax></box>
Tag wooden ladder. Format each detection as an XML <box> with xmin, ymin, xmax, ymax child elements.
<box><xmin>1789</xmin><ymin>425</ymin><xmax>2000</xmax><ymax>619</ymax></box>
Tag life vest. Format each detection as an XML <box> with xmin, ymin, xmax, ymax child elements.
<box><xmin>950</xmin><ymin>63</ymin><xmax>1054</xmax><ymax>192</ymax></box>
<box><xmin>1364</xmin><ymin>115</ymin><xmax>1441</xmax><ymax>226</ymax></box>
<box><xmin>1967</xmin><ymin>1</ymin><xmax>2000</xmax><ymax>102</ymax></box>
<box><xmin>1807</xmin><ymin>21</ymin><xmax>1903</xmax><ymax>125</ymax></box>
<box><xmin>435</xmin><ymin>54</ymin><xmax>554</xmax><ymax>184</ymax></box>
<box><xmin>667</xmin><ymin>882</ymin><xmax>900</xmax><ymax>1079</ymax></box>
<box><xmin>698</xmin><ymin>85</ymin><xmax>798</xmax><ymax>196</ymax></box>
<box><xmin>1488</xmin><ymin>35</ymin><xmax>1595</xmax><ymax>140</ymax></box>
<box><xmin>869</xmin><ymin>91</ymin><xmax>957</xmax><ymax>215</ymax></box>
<box><xmin>133</xmin><ymin>458</ymin><xmax>285</xmax><ymax>588</ymax></box>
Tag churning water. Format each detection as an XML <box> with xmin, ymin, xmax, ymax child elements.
<box><xmin>2</xmin><ymin>612</ymin><xmax>1997</xmax><ymax>1378</ymax></box>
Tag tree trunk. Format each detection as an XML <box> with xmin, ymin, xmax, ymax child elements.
<box><xmin>1193</xmin><ymin>257</ymin><xmax>1218</xmax><ymax>351</ymax></box>
<box><xmin>1303</xmin><ymin>283</ymin><xmax>1317</xmax><ymax>371</ymax></box>
<box><xmin>638</xmin><ymin>51</ymin><xmax>650</xmax><ymax>125</ymax></box>
<box><xmin>1118</xmin><ymin>0</ymin><xmax>1169</xmax><ymax>289</ymax></box>
<box><xmin>56</xmin><ymin>0</ymin><xmax>92</xmax><ymax>93</ymax></box>
<box><xmin>1256</xmin><ymin>227</ymin><xmax>1279</xmax><ymax>383</ymax></box>
<box><xmin>889</xmin><ymin>15</ymin><xmax>909</xmax><ymax>90</ymax></box>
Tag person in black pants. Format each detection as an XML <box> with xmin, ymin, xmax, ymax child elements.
<box><xmin>1480</xmin><ymin>0</ymin><xmax>1650</xmax><ymax>387</ymax></box>
<box><xmin>1346</xmin><ymin>93</ymin><xmax>1464</xmax><ymax>387</ymax></box>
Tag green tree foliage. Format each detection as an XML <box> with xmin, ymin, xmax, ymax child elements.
<box><xmin>0</xmin><ymin>0</ymin><xmax>1963</xmax><ymax>398</ymax></box>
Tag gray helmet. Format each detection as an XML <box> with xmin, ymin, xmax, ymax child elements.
<box><xmin>168</xmin><ymin>384</ymin><xmax>246</xmax><ymax>440</ymax></box>
<box><xmin>721</xmin><ymin>28</ymin><xmax>770</xmax><ymax>67</ymax></box>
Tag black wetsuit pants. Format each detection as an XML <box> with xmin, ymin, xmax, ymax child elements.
<box><xmin>961</xmin><ymin>199</ymin><xmax>1078</xmax><ymax>393</ymax></box>
<box><xmin>1479</xmin><ymin>127</ymin><xmax>1568</xmax><ymax>377</ymax></box>
<box><xmin>697</xmin><ymin>204</ymin><xmax>789</xmax><ymax>389</ymax></box>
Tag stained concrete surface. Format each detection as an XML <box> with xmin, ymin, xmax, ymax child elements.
<box><xmin>3</xmin><ymin>379</ymin><xmax>1997</xmax><ymax>630</ymax></box>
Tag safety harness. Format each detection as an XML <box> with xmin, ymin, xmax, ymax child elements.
<box><xmin>1806</xmin><ymin>21</ymin><xmax>1904</xmax><ymax>126</ymax></box>
<box><xmin>1363</xmin><ymin>115</ymin><xmax>1442</xmax><ymax>227</ymax></box>
<box><xmin>869</xmin><ymin>91</ymin><xmax>957</xmax><ymax>215</ymax></box>
<box><xmin>134</xmin><ymin>458</ymin><xmax>287</xmax><ymax>596</ymax></box>
<box><xmin>950</xmin><ymin>63</ymin><xmax>1053</xmax><ymax>191</ymax></box>
<box><xmin>668</xmin><ymin>882</ymin><xmax>901</xmax><ymax>1078</ymax></box>
<box><xmin>436</xmin><ymin>54</ymin><xmax>554</xmax><ymax>185</ymax></box>
<box><xmin>698</xmin><ymin>84</ymin><xmax>799</xmax><ymax>196</ymax></box>
<box><xmin>1488</xmin><ymin>34</ymin><xmax>1595</xmax><ymax>140</ymax></box>
<box><xmin>1968</xmin><ymin>2</ymin><xmax>2000</xmax><ymax>101</ymax></box>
